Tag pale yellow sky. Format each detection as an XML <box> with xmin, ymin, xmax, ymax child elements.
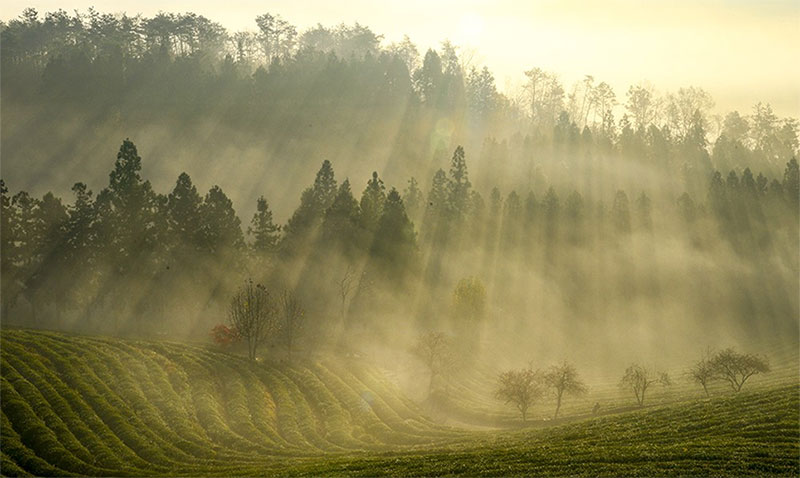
<box><xmin>3</xmin><ymin>0</ymin><xmax>799</xmax><ymax>117</ymax></box>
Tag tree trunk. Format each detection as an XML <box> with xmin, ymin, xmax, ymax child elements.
<box><xmin>554</xmin><ymin>390</ymin><xmax>563</xmax><ymax>418</ymax></box>
<box><xmin>702</xmin><ymin>383</ymin><xmax>709</xmax><ymax>397</ymax></box>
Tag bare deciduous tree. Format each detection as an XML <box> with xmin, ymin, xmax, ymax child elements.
<box><xmin>337</xmin><ymin>266</ymin><xmax>356</xmax><ymax>322</ymax></box>
<box><xmin>709</xmin><ymin>348</ymin><xmax>769</xmax><ymax>392</ymax></box>
<box><xmin>495</xmin><ymin>368</ymin><xmax>543</xmax><ymax>422</ymax></box>
<box><xmin>620</xmin><ymin>364</ymin><xmax>671</xmax><ymax>407</ymax></box>
<box><xmin>688</xmin><ymin>350</ymin><xmax>715</xmax><ymax>397</ymax></box>
<box><xmin>279</xmin><ymin>289</ymin><xmax>304</xmax><ymax>362</ymax></box>
<box><xmin>412</xmin><ymin>331</ymin><xmax>455</xmax><ymax>398</ymax></box>
<box><xmin>228</xmin><ymin>279</ymin><xmax>279</xmax><ymax>361</ymax></box>
<box><xmin>543</xmin><ymin>361</ymin><xmax>587</xmax><ymax>418</ymax></box>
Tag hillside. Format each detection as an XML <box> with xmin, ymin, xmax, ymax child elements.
<box><xmin>1</xmin><ymin>329</ymin><xmax>798</xmax><ymax>476</ymax></box>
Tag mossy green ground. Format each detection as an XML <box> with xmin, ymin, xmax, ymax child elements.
<box><xmin>1</xmin><ymin>329</ymin><xmax>797</xmax><ymax>476</ymax></box>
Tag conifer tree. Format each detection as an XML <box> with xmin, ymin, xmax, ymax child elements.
<box><xmin>402</xmin><ymin>177</ymin><xmax>424</xmax><ymax>220</ymax></box>
<box><xmin>360</xmin><ymin>171</ymin><xmax>386</xmax><ymax>232</ymax></box>
<box><xmin>249</xmin><ymin>195</ymin><xmax>281</xmax><ymax>253</ymax></box>
<box><xmin>167</xmin><ymin>172</ymin><xmax>203</xmax><ymax>249</ymax></box>
<box><xmin>371</xmin><ymin>188</ymin><xmax>416</xmax><ymax>273</ymax></box>
<box><xmin>447</xmin><ymin>146</ymin><xmax>471</xmax><ymax>222</ymax></box>
<box><xmin>199</xmin><ymin>185</ymin><xmax>244</xmax><ymax>254</ymax></box>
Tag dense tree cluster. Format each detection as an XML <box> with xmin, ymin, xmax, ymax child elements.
<box><xmin>1</xmin><ymin>8</ymin><xmax>798</xmax><ymax>355</ymax></box>
<box><xmin>3</xmin><ymin>8</ymin><xmax>798</xmax><ymax>203</ymax></box>
<box><xmin>1</xmin><ymin>137</ymin><xmax>796</xmax><ymax>345</ymax></box>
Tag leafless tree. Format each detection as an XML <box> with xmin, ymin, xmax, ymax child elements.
<box><xmin>543</xmin><ymin>361</ymin><xmax>587</xmax><ymax>418</ymax></box>
<box><xmin>337</xmin><ymin>266</ymin><xmax>356</xmax><ymax>322</ymax></box>
<box><xmin>495</xmin><ymin>368</ymin><xmax>543</xmax><ymax>422</ymax></box>
<box><xmin>412</xmin><ymin>331</ymin><xmax>455</xmax><ymax>398</ymax></box>
<box><xmin>278</xmin><ymin>289</ymin><xmax>304</xmax><ymax>362</ymax></box>
<box><xmin>688</xmin><ymin>350</ymin><xmax>715</xmax><ymax>397</ymax></box>
<box><xmin>709</xmin><ymin>348</ymin><xmax>769</xmax><ymax>392</ymax></box>
<box><xmin>228</xmin><ymin>279</ymin><xmax>279</xmax><ymax>361</ymax></box>
<box><xmin>620</xmin><ymin>364</ymin><xmax>671</xmax><ymax>407</ymax></box>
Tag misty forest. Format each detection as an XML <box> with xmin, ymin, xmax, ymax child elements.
<box><xmin>0</xmin><ymin>6</ymin><xmax>798</xmax><ymax>477</ymax></box>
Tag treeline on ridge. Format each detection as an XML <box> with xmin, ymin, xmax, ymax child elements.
<box><xmin>1</xmin><ymin>138</ymin><xmax>797</xmax><ymax>349</ymax></box>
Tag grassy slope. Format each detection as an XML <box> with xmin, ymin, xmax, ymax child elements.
<box><xmin>1</xmin><ymin>329</ymin><xmax>798</xmax><ymax>477</ymax></box>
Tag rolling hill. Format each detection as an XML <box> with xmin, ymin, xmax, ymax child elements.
<box><xmin>1</xmin><ymin>329</ymin><xmax>797</xmax><ymax>476</ymax></box>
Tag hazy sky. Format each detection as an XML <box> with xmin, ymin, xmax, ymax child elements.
<box><xmin>3</xmin><ymin>0</ymin><xmax>799</xmax><ymax>117</ymax></box>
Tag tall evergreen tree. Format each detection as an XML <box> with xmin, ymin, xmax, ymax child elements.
<box><xmin>282</xmin><ymin>160</ymin><xmax>338</xmax><ymax>254</ymax></box>
<box><xmin>312</xmin><ymin>159</ymin><xmax>338</xmax><ymax>212</ymax></box>
<box><xmin>447</xmin><ymin>146</ymin><xmax>471</xmax><ymax>222</ymax></box>
<box><xmin>359</xmin><ymin>171</ymin><xmax>386</xmax><ymax>232</ymax></box>
<box><xmin>371</xmin><ymin>188</ymin><xmax>416</xmax><ymax>274</ymax></box>
<box><xmin>612</xmin><ymin>190</ymin><xmax>632</xmax><ymax>235</ymax></box>
<box><xmin>402</xmin><ymin>177</ymin><xmax>424</xmax><ymax>220</ymax></box>
<box><xmin>99</xmin><ymin>139</ymin><xmax>160</xmax><ymax>275</ymax></box>
<box><xmin>421</xmin><ymin>169</ymin><xmax>449</xmax><ymax>243</ymax></box>
<box><xmin>322</xmin><ymin>179</ymin><xmax>361</xmax><ymax>255</ymax></box>
<box><xmin>635</xmin><ymin>192</ymin><xmax>653</xmax><ymax>231</ymax></box>
<box><xmin>249</xmin><ymin>195</ymin><xmax>281</xmax><ymax>253</ymax></box>
<box><xmin>199</xmin><ymin>185</ymin><xmax>244</xmax><ymax>254</ymax></box>
<box><xmin>167</xmin><ymin>172</ymin><xmax>203</xmax><ymax>249</ymax></box>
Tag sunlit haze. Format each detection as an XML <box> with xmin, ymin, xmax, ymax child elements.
<box><xmin>1</xmin><ymin>0</ymin><xmax>798</xmax><ymax>476</ymax></box>
<box><xmin>3</xmin><ymin>0</ymin><xmax>799</xmax><ymax>116</ymax></box>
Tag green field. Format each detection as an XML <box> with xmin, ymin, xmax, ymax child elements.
<box><xmin>1</xmin><ymin>329</ymin><xmax>798</xmax><ymax>477</ymax></box>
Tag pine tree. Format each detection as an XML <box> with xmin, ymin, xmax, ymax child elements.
<box><xmin>542</xmin><ymin>187</ymin><xmax>560</xmax><ymax>242</ymax></box>
<box><xmin>359</xmin><ymin>171</ymin><xmax>386</xmax><ymax>232</ymax></box>
<box><xmin>635</xmin><ymin>192</ymin><xmax>653</xmax><ymax>231</ymax></box>
<box><xmin>62</xmin><ymin>183</ymin><xmax>98</xmax><ymax>313</ymax></box>
<box><xmin>612</xmin><ymin>190</ymin><xmax>632</xmax><ymax>235</ymax></box>
<box><xmin>199</xmin><ymin>185</ymin><xmax>244</xmax><ymax>254</ymax></box>
<box><xmin>371</xmin><ymin>188</ymin><xmax>416</xmax><ymax>274</ymax></box>
<box><xmin>322</xmin><ymin>179</ymin><xmax>361</xmax><ymax>254</ymax></box>
<box><xmin>402</xmin><ymin>177</ymin><xmax>424</xmax><ymax>220</ymax></box>
<box><xmin>249</xmin><ymin>196</ymin><xmax>280</xmax><ymax>253</ymax></box>
<box><xmin>282</xmin><ymin>160</ymin><xmax>338</xmax><ymax>254</ymax></box>
<box><xmin>447</xmin><ymin>145</ymin><xmax>471</xmax><ymax>222</ymax></box>
<box><xmin>167</xmin><ymin>172</ymin><xmax>203</xmax><ymax>249</ymax></box>
<box><xmin>422</xmin><ymin>169</ymin><xmax>448</xmax><ymax>243</ymax></box>
<box><xmin>312</xmin><ymin>159</ymin><xmax>338</xmax><ymax>212</ymax></box>
<box><xmin>100</xmin><ymin>139</ymin><xmax>160</xmax><ymax>273</ymax></box>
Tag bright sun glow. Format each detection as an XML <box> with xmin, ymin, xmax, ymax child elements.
<box><xmin>457</xmin><ymin>12</ymin><xmax>484</xmax><ymax>45</ymax></box>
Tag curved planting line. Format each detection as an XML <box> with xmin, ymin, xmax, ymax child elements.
<box><xmin>193</xmin><ymin>355</ymin><xmax>279</xmax><ymax>451</ymax></box>
<box><xmin>320</xmin><ymin>360</ymin><xmax>438</xmax><ymax>445</ymax></box>
<box><xmin>249</xmin><ymin>365</ymin><xmax>328</xmax><ymax>452</ymax></box>
<box><xmin>3</xmin><ymin>336</ymin><xmax>149</xmax><ymax>472</ymax></box>
<box><xmin>1</xmin><ymin>377</ymin><xmax>97</xmax><ymax>475</ymax></box>
<box><xmin>348</xmin><ymin>364</ymin><xmax>461</xmax><ymax>438</ymax></box>
<box><xmin>10</xmin><ymin>335</ymin><xmax>168</xmax><ymax>471</ymax></box>
<box><xmin>90</xmin><ymin>344</ymin><xmax>222</xmax><ymax>463</ymax></box>
<box><xmin>206</xmin><ymin>354</ymin><xmax>294</xmax><ymax>451</ymax></box>
<box><xmin>311</xmin><ymin>362</ymin><xmax>398</xmax><ymax>447</ymax></box>
<box><xmin>1</xmin><ymin>356</ymin><xmax>99</xmax><ymax>469</ymax></box>
<box><xmin>29</xmin><ymin>337</ymin><xmax>187</xmax><ymax>468</ymax></box>
<box><xmin>1</xmin><ymin>411</ymin><xmax>72</xmax><ymax>477</ymax></box>
<box><xmin>1</xmin><ymin>450</ymin><xmax>33</xmax><ymax>477</ymax></box>
<box><xmin>148</xmin><ymin>345</ymin><xmax>264</xmax><ymax>453</ymax></box>
<box><xmin>283</xmin><ymin>365</ymin><xmax>374</xmax><ymax>450</ymax></box>
<box><xmin>111</xmin><ymin>343</ymin><xmax>217</xmax><ymax>457</ymax></box>
<box><xmin>1</xmin><ymin>341</ymin><xmax>126</xmax><ymax>469</ymax></box>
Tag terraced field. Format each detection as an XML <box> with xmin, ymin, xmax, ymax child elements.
<box><xmin>1</xmin><ymin>329</ymin><xmax>798</xmax><ymax>476</ymax></box>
